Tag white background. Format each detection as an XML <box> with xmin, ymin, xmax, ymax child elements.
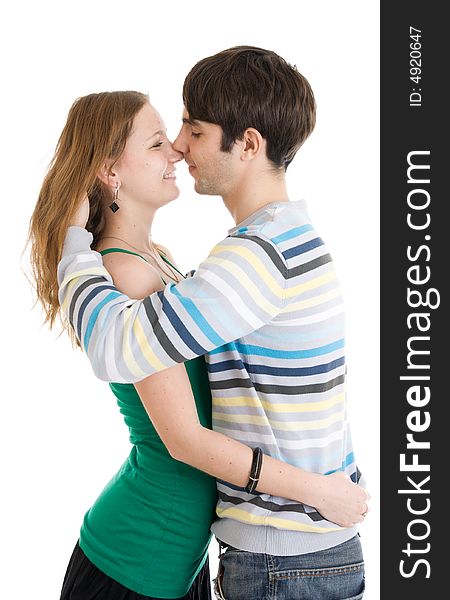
<box><xmin>2</xmin><ymin>1</ymin><xmax>380</xmax><ymax>598</ymax></box>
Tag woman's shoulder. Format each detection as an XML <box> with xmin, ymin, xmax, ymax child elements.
<box><xmin>100</xmin><ymin>249</ymin><xmax>163</xmax><ymax>299</ymax></box>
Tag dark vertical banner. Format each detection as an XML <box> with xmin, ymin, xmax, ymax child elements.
<box><xmin>381</xmin><ymin>1</ymin><xmax>445</xmax><ymax>597</ymax></box>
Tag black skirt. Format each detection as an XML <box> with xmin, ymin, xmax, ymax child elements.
<box><xmin>60</xmin><ymin>541</ymin><xmax>212</xmax><ymax>600</ymax></box>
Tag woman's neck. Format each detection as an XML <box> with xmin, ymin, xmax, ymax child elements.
<box><xmin>100</xmin><ymin>205</ymin><xmax>156</xmax><ymax>253</ymax></box>
<box><xmin>98</xmin><ymin>218</ymin><xmax>184</xmax><ymax>284</ymax></box>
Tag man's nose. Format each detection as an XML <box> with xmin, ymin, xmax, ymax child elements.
<box><xmin>172</xmin><ymin>128</ymin><xmax>188</xmax><ymax>155</ymax></box>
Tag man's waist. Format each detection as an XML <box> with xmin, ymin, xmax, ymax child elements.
<box><xmin>211</xmin><ymin>518</ymin><xmax>357</xmax><ymax>556</ymax></box>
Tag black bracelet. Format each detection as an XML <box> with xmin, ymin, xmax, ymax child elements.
<box><xmin>245</xmin><ymin>447</ymin><xmax>263</xmax><ymax>494</ymax></box>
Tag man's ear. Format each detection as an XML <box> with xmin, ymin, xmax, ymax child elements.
<box><xmin>96</xmin><ymin>160</ymin><xmax>120</xmax><ymax>187</ymax></box>
<box><xmin>240</xmin><ymin>128</ymin><xmax>265</xmax><ymax>162</ymax></box>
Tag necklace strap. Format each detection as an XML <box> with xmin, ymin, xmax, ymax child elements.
<box><xmin>160</xmin><ymin>255</ymin><xmax>185</xmax><ymax>278</ymax></box>
<box><xmin>99</xmin><ymin>247</ymin><xmax>167</xmax><ymax>285</ymax></box>
<box><xmin>98</xmin><ymin>236</ymin><xmax>185</xmax><ymax>282</ymax></box>
<box><xmin>98</xmin><ymin>236</ymin><xmax>153</xmax><ymax>256</ymax></box>
<box><xmin>99</xmin><ymin>247</ymin><xmax>149</xmax><ymax>263</ymax></box>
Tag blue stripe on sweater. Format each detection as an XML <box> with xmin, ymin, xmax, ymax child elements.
<box><xmin>77</xmin><ymin>284</ymin><xmax>119</xmax><ymax>344</ymax></box>
<box><xmin>288</xmin><ymin>450</ymin><xmax>351</xmax><ymax>472</ymax></box>
<box><xmin>208</xmin><ymin>356</ymin><xmax>345</xmax><ymax>376</ymax></box>
<box><xmin>324</xmin><ymin>452</ymin><xmax>355</xmax><ymax>475</ymax></box>
<box><xmin>84</xmin><ymin>291</ymin><xmax>123</xmax><ymax>351</ymax></box>
<box><xmin>209</xmin><ymin>339</ymin><xmax>344</xmax><ymax>359</ymax></box>
<box><xmin>282</xmin><ymin>237</ymin><xmax>324</xmax><ymax>259</ymax></box>
<box><xmin>271</xmin><ymin>224</ymin><xmax>313</xmax><ymax>245</ymax></box>
<box><xmin>167</xmin><ymin>285</ymin><xmax>225</xmax><ymax>347</ymax></box>
<box><xmin>157</xmin><ymin>289</ymin><xmax>208</xmax><ymax>355</ymax></box>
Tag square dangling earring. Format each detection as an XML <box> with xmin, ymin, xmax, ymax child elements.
<box><xmin>109</xmin><ymin>183</ymin><xmax>120</xmax><ymax>213</ymax></box>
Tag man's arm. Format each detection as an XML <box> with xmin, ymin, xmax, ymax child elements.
<box><xmin>58</xmin><ymin>227</ymin><xmax>286</xmax><ymax>382</ymax></box>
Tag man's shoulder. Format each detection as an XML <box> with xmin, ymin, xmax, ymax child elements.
<box><xmin>231</xmin><ymin>215</ymin><xmax>317</xmax><ymax>258</ymax></box>
<box><xmin>204</xmin><ymin>202</ymin><xmax>322</xmax><ymax>279</ymax></box>
<box><xmin>231</xmin><ymin>201</ymin><xmax>315</xmax><ymax>247</ymax></box>
<box><xmin>216</xmin><ymin>229</ymin><xmax>284</xmax><ymax>263</ymax></box>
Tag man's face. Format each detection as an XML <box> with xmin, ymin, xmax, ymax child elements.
<box><xmin>173</xmin><ymin>109</ymin><xmax>238</xmax><ymax>197</ymax></box>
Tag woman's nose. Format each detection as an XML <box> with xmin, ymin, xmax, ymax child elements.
<box><xmin>168</xmin><ymin>142</ymin><xmax>183</xmax><ymax>162</ymax></box>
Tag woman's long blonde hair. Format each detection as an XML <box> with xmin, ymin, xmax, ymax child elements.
<box><xmin>27</xmin><ymin>91</ymin><xmax>148</xmax><ymax>339</ymax></box>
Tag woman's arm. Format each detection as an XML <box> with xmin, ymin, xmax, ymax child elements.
<box><xmin>135</xmin><ymin>369</ymin><xmax>368</xmax><ymax>528</ymax></box>
<box><xmin>102</xmin><ymin>251</ymin><xmax>368</xmax><ymax>528</ymax></box>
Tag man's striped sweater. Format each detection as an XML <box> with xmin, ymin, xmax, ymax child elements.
<box><xmin>58</xmin><ymin>200</ymin><xmax>362</xmax><ymax>555</ymax></box>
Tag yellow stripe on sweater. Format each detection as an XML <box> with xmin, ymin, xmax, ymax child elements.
<box><xmin>209</xmin><ymin>244</ymin><xmax>284</xmax><ymax>296</ymax></box>
<box><xmin>213</xmin><ymin>393</ymin><xmax>345</xmax><ymax>413</ymax></box>
<box><xmin>210</xmin><ymin>244</ymin><xmax>337</xmax><ymax>301</ymax></box>
<box><xmin>281</xmin><ymin>288</ymin><xmax>341</xmax><ymax>313</ymax></box>
<box><xmin>61</xmin><ymin>277</ymin><xmax>79</xmax><ymax>312</ymax></box>
<box><xmin>215</xmin><ymin>506</ymin><xmax>341</xmax><ymax>533</ymax></box>
<box><xmin>122</xmin><ymin>310</ymin><xmax>147</xmax><ymax>378</ymax></box>
<box><xmin>212</xmin><ymin>410</ymin><xmax>344</xmax><ymax>431</ymax></box>
<box><xmin>285</xmin><ymin>271</ymin><xmax>337</xmax><ymax>299</ymax></box>
<box><xmin>132</xmin><ymin>316</ymin><xmax>167</xmax><ymax>372</ymax></box>
<box><xmin>205</xmin><ymin>256</ymin><xmax>281</xmax><ymax>315</ymax></box>
<box><xmin>60</xmin><ymin>267</ymin><xmax>108</xmax><ymax>311</ymax></box>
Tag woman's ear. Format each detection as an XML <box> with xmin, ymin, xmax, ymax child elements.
<box><xmin>96</xmin><ymin>160</ymin><xmax>120</xmax><ymax>187</ymax></box>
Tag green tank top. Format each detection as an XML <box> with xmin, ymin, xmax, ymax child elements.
<box><xmin>79</xmin><ymin>249</ymin><xmax>217</xmax><ymax>597</ymax></box>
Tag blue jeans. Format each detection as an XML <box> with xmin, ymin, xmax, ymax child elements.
<box><xmin>213</xmin><ymin>534</ymin><xmax>364</xmax><ymax>600</ymax></box>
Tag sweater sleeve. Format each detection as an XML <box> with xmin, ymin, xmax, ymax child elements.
<box><xmin>58</xmin><ymin>227</ymin><xmax>287</xmax><ymax>382</ymax></box>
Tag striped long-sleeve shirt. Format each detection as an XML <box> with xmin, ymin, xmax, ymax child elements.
<box><xmin>58</xmin><ymin>200</ymin><xmax>361</xmax><ymax>555</ymax></box>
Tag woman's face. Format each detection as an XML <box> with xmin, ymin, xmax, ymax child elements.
<box><xmin>113</xmin><ymin>103</ymin><xmax>182</xmax><ymax>208</ymax></box>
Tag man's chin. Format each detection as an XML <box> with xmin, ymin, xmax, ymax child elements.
<box><xmin>193</xmin><ymin>180</ymin><xmax>209</xmax><ymax>195</ymax></box>
<box><xmin>191</xmin><ymin>175</ymin><xmax>218</xmax><ymax>196</ymax></box>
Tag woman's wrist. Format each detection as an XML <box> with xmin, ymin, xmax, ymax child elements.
<box><xmin>69</xmin><ymin>195</ymin><xmax>90</xmax><ymax>228</ymax></box>
<box><xmin>294</xmin><ymin>471</ymin><xmax>325</xmax><ymax>507</ymax></box>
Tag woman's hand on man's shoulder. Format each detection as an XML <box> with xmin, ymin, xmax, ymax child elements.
<box><xmin>70</xmin><ymin>195</ymin><xmax>90</xmax><ymax>228</ymax></box>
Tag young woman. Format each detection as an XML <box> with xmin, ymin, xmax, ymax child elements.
<box><xmin>28</xmin><ymin>91</ymin><xmax>368</xmax><ymax>600</ymax></box>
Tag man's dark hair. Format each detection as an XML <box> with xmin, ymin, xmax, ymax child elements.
<box><xmin>183</xmin><ymin>45</ymin><xmax>316</xmax><ymax>170</ymax></box>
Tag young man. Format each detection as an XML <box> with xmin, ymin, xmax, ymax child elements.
<box><xmin>59</xmin><ymin>47</ymin><xmax>367</xmax><ymax>599</ymax></box>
